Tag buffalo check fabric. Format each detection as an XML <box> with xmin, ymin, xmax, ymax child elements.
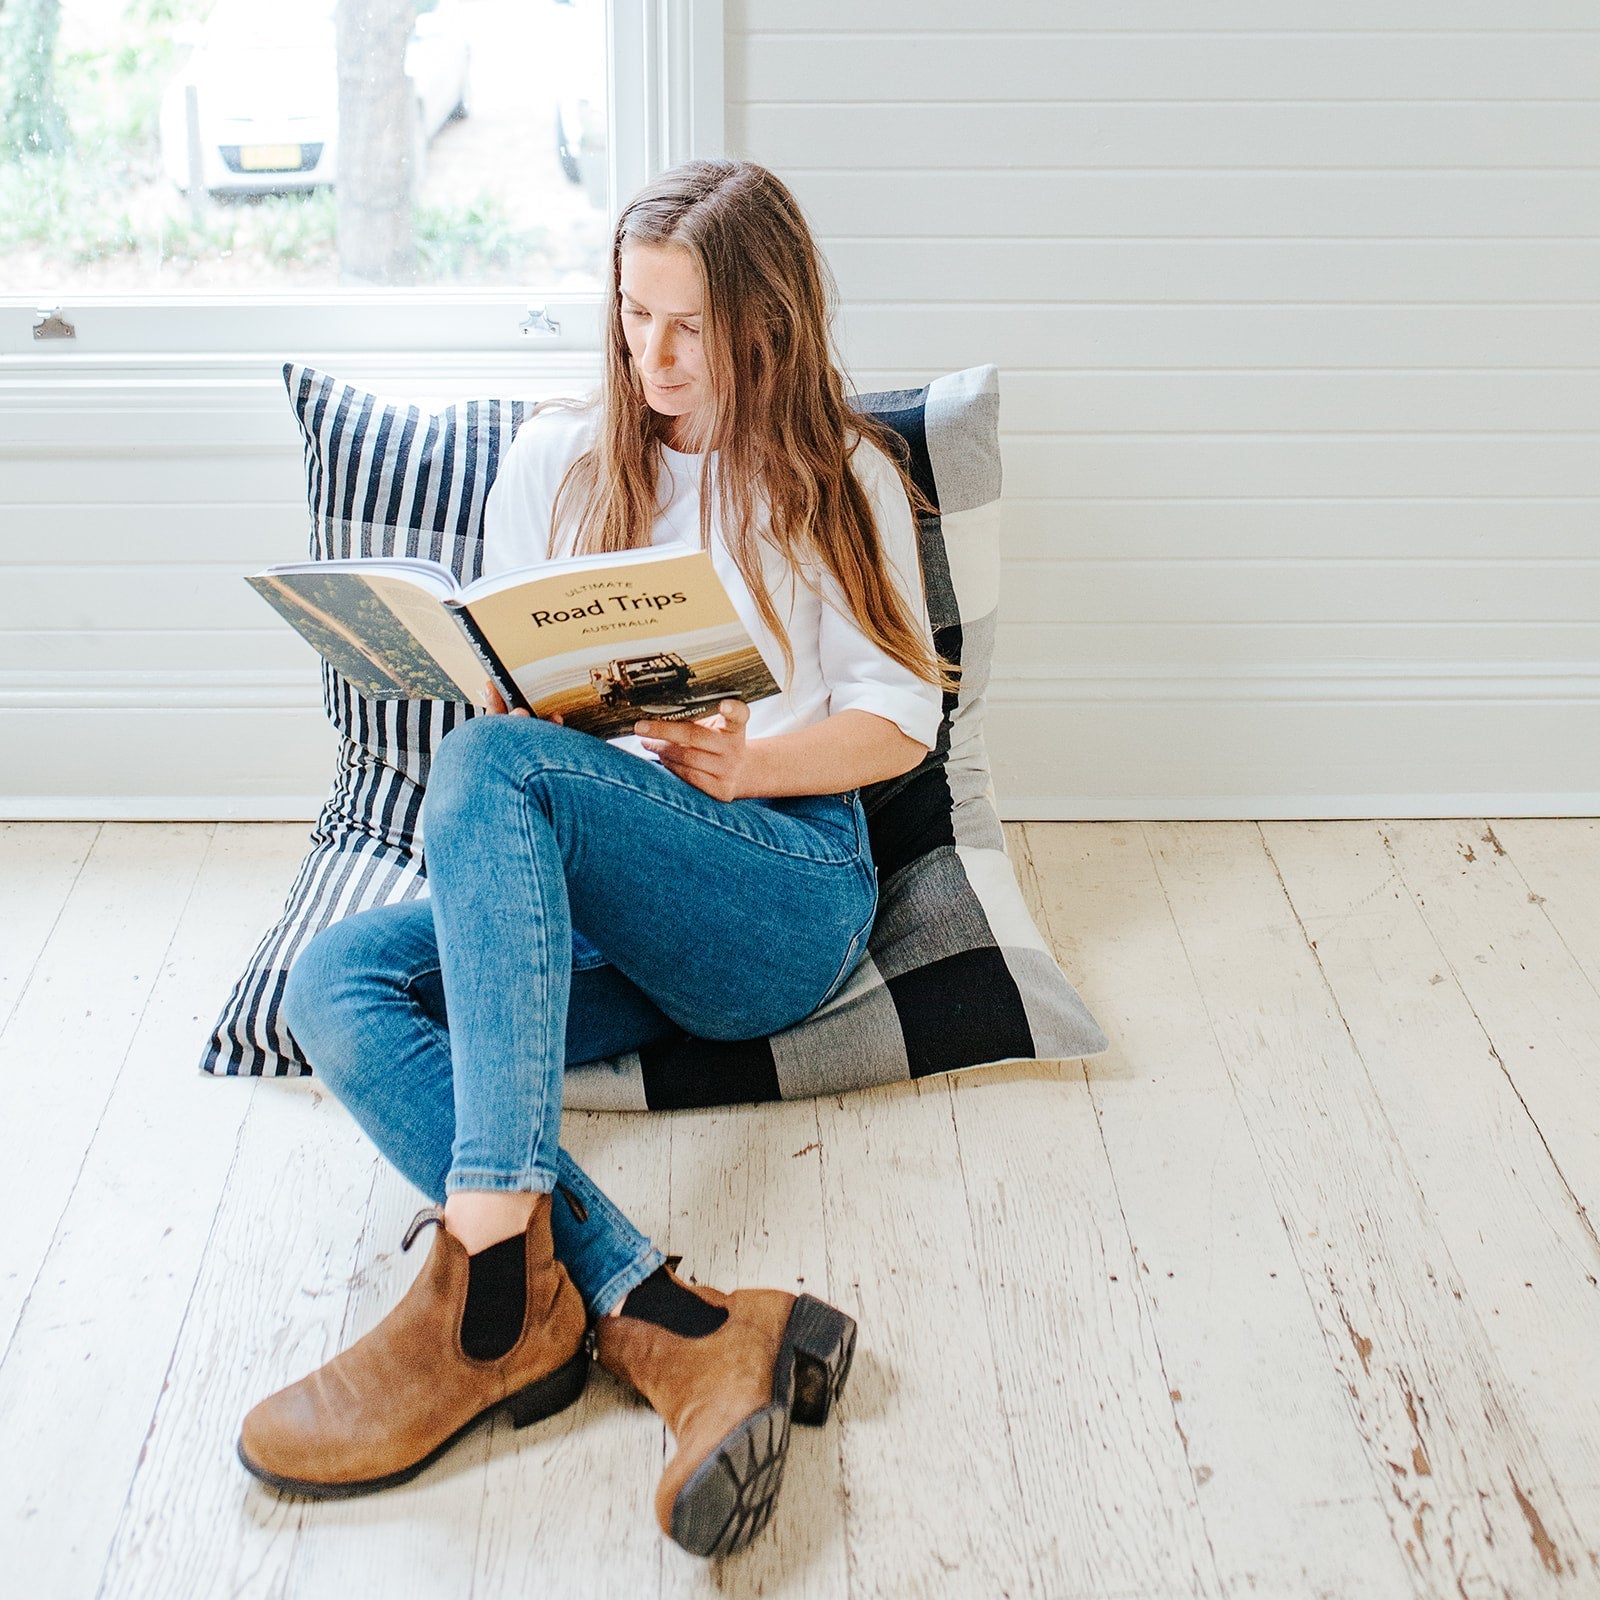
<box><xmin>198</xmin><ymin>362</ymin><xmax>1109</xmax><ymax>1099</ymax></box>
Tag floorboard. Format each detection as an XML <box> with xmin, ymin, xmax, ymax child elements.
<box><xmin>0</xmin><ymin>824</ymin><xmax>315</xmax><ymax>1599</ymax></box>
<box><xmin>1021</xmin><ymin>821</ymin><xmax>1418</xmax><ymax>1600</ymax></box>
<box><xmin>1145</xmin><ymin>820</ymin><xmax>1589</xmax><ymax>1596</ymax></box>
<box><xmin>1</xmin><ymin>824</ymin><xmax>213</xmax><ymax>1352</ymax></box>
<box><xmin>1261</xmin><ymin>821</ymin><xmax>1600</xmax><ymax>1491</ymax></box>
<box><xmin>0</xmin><ymin>820</ymin><xmax>1595</xmax><ymax>1599</ymax></box>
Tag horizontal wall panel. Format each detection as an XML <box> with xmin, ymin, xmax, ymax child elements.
<box><xmin>6</xmin><ymin>689</ymin><xmax>1595</xmax><ymax>821</ymax></box>
<box><xmin>968</xmin><ymin>371</ymin><xmax>1600</xmax><ymax>435</ymax></box>
<box><xmin>734</xmin><ymin>3</ymin><xmax>1600</xmax><ymax>32</ymax></box>
<box><xmin>9</xmin><ymin>555</ymin><xmax>1585</xmax><ymax>636</ymax></box>
<box><xmin>0</xmin><ymin>407</ymin><xmax>304</xmax><ymax>453</ymax></box>
<box><xmin>742</xmin><ymin>103</ymin><xmax>1600</xmax><ymax>170</ymax></box>
<box><xmin>1000</xmin><ymin>434</ymin><xmax>1600</xmax><ymax>498</ymax></box>
<box><xmin>990</xmin><ymin>621</ymin><xmax>1600</xmax><ymax>673</ymax></box>
<box><xmin>833</xmin><ymin>303</ymin><xmax>1600</xmax><ymax>371</ymax></box>
<box><xmin>0</xmin><ymin>709</ymin><xmax>336</xmax><ymax>815</ymax></box>
<box><xmin>735</xmin><ymin>35</ymin><xmax>1600</xmax><ymax>103</ymax></box>
<box><xmin>996</xmin><ymin>559</ymin><xmax>1600</xmax><ymax>625</ymax></box>
<box><xmin>983</xmin><ymin>694</ymin><xmax>1600</xmax><ymax>820</ymax></box>
<box><xmin>0</xmin><ymin>630</ymin><xmax>311</xmax><ymax>678</ymax></box>
<box><xmin>1</xmin><ymin>505</ymin><xmax>308</xmax><ymax>567</ymax></box>
<box><xmin>790</xmin><ymin>171</ymin><xmax>1600</xmax><ymax>237</ymax></box>
<box><xmin>0</xmin><ymin>571</ymin><xmax>295</xmax><ymax>634</ymax></box>
<box><xmin>1001</xmin><ymin>498</ymin><xmax>1600</xmax><ymax>562</ymax></box>
<box><xmin>0</xmin><ymin>454</ymin><xmax>304</xmax><ymax>506</ymax></box>
<box><xmin>822</xmin><ymin>239</ymin><xmax>1600</xmax><ymax>307</ymax></box>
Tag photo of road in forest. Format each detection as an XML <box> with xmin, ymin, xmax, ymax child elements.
<box><xmin>527</xmin><ymin>639</ymin><xmax>780</xmax><ymax>740</ymax></box>
<box><xmin>249</xmin><ymin>571</ymin><xmax>468</xmax><ymax>701</ymax></box>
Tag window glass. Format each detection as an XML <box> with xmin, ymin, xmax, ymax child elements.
<box><xmin>0</xmin><ymin>0</ymin><xmax>608</xmax><ymax>294</ymax></box>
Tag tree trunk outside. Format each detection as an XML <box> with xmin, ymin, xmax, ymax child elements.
<box><xmin>335</xmin><ymin>0</ymin><xmax>418</xmax><ymax>284</ymax></box>
<box><xmin>0</xmin><ymin>0</ymin><xmax>67</xmax><ymax>159</ymax></box>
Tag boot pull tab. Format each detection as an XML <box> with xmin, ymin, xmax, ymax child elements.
<box><xmin>402</xmin><ymin>1205</ymin><xmax>446</xmax><ymax>1252</ymax></box>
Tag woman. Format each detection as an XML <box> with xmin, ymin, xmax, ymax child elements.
<box><xmin>238</xmin><ymin>159</ymin><xmax>955</xmax><ymax>1558</ymax></box>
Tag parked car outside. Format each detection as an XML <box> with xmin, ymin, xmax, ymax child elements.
<box><xmin>158</xmin><ymin>0</ymin><xmax>470</xmax><ymax>197</ymax></box>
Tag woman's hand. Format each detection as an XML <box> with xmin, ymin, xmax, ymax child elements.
<box><xmin>481</xmin><ymin>680</ymin><xmax>530</xmax><ymax>716</ymax></box>
<box><xmin>481</xmin><ymin>680</ymin><xmax>561</xmax><ymax>723</ymax></box>
<box><xmin>635</xmin><ymin>699</ymin><xmax>751</xmax><ymax>802</ymax></box>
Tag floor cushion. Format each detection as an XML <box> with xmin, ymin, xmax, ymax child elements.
<box><xmin>197</xmin><ymin>362</ymin><xmax>1108</xmax><ymax>1103</ymax></box>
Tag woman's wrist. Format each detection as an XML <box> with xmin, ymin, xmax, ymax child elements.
<box><xmin>737</xmin><ymin>712</ymin><xmax>926</xmax><ymax>800</ymax></box>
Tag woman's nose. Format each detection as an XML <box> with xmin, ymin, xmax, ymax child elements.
<box><xmin>644</xmin><ymin>324</ymin><xmax>675</xmax><ymax>372</ymax></box>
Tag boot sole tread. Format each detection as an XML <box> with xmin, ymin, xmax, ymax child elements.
<box><xmin>668</xmin><ymin>1294</ymin><xmax>857</xmax><ymax>1557</ymax></box>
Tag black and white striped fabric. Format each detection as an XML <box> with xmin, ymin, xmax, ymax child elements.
<box><xmin>198</xmin><ymin>363</ymin><xmax>1108</xmax><ymax>1099</ymax></box>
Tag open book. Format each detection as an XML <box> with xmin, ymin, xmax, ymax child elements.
<box><xmin>247</xmin><ymin>542</ymin><xmax>782</xmax><ymax>739</ymax></box>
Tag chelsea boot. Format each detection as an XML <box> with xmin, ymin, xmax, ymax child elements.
<box><xmin>596</xmin><ymin>1268</ymin><xmax>857</xmax><ymax>1557</ymax></box>
<box><xmin>238</xmin><ymin>1194</ymin><xmax>590</xmax><ymax>1497</ymax></box>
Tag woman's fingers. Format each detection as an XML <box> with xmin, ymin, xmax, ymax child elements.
<box><xmin>635</xmin><ymin>717</ymin><xmax>737</xmax><ymax>753</ymax></box>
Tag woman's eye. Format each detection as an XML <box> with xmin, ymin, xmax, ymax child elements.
<box><xmin>680</xmin><ymin>323</ymin><xmax>701</xmax><ymax>336</ymax></box>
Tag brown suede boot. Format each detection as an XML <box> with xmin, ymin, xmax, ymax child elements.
<box><xmin>596</xmin><ymin>1267</ymin><xmax>857</xmax><ymax>1557</ymax></box>
<box><xmin>238</xmin><ymin>1195</ymin><xmax>590</xmax><ymax>1497</ymax></box>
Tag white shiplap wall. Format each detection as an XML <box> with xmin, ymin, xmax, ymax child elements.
<box><xmin>726</xmin><ymin>0</ymin><xmax>1600</xmax><ymax>817</ymax></box>
<box><xmin>1</xmin><ymin>1</ymin><xmax>1596</xmax><ymax>818</ymax></box>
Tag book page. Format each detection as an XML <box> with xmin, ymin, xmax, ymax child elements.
<box><xmin>247</xmin><ymin>571</ymin><xmax>474</xmax><ymax>700</ymax></box>
<box><xmin>460</xmin><ymin>548</ymin><xmax>782</xmax><ymax>738</ymax></box>
<box><xmin>359</xmin><ymin>576</ymin><xmax>490</xmax><ymax>698</ymax></box>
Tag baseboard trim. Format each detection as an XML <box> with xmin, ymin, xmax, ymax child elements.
<box><xmin>997</xmin><ymin>795</ymin><xmax>1600</xmax><ymax>822</ymax></box>
<box><xmin>0</xmin><ymin>797</ymin><xmax>326</xmax><ymax>822</ymax></box>
<box><xmin>989</xmin><ymin>662</ymin><xmax>1600</xmax><ymax>704</ymax></box>
<box><xmin>5</xmin><ymin>795</ymin><xmax>1596</xmax><ymax>824</ymax></box>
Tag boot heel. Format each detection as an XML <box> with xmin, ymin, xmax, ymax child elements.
<box><xmin>506</xmin><ymin>1330</ymin><xmax>593</xmax><ymax>1430</ymax></box>
<box><xmin>783</xmin><ymin>1294</ymin><xmax>857</xmax><ymax>1427</ymax></box>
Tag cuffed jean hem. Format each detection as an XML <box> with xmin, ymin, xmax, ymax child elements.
<box><xmin>586</xmin><ymin>1243</ymin><xmax>668</xmax><ymax>1319</ymax></box>
<box><xmin>444</xmin><ymin>1168</ymin><xmax>558</xmax><ymax>1197</ymax></box>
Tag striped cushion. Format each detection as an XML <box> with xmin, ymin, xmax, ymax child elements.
<box><xmin>198</xmin><ymin>363</ymin><xmax>1108</xmax><ymax>1098</ymax></box>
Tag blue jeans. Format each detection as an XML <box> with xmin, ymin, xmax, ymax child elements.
<box><xmin>281</xmin><ymin>714</ymin><xmax>878</xmax><ymax>1315</ymax></box>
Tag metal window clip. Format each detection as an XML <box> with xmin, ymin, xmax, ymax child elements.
<box><xmin>519</xmin><ymin>306</ymin><xmax>561</xmax><ymax>338</ymax></box>
<box><xmin>33</xmin><ymin>308</ymin><xmax>77</xmax><ymax>341</ymax></box>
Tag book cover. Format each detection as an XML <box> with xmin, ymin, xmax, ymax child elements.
<box><xmin>461</xmin><ymin>548</ymin><xmax>781</xmax><ymax>738</ymax></box>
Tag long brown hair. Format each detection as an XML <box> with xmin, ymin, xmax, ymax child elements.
<box><xmin>541</xmin><ymin>159</ymin><xmax>958</xmax><ymax>696</ymax></box>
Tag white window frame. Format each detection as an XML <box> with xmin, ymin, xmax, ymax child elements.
<box><xmin>0</xmin><ymin>0</ymin><xmax>723</xmax><ymax>368</ymax></box>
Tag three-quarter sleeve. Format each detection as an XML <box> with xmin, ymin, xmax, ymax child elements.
<box><xmin>814</xmin><ymin>440</ymin><xmax>945</xmax><ymax>751</ymax></box>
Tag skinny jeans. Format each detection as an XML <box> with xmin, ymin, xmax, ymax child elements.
<box><xmin>281</xmin><ymin>714</ymin><xmax>878</xmax><ymax>1315</ymax></box>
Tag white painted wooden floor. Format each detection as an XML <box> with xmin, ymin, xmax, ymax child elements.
<box><xmin>3</xmin><ymin>819</ymin><xmax>1599</xmax><ymax>1600</ymax></box>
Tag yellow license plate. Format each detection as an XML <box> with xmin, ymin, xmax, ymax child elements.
<box><xmin>238</xmin><ymin>144</ymin><xmax>303</xmax><ymax>171</ymax></box>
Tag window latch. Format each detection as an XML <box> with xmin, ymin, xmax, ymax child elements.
<box><xmin>518</xmin><ymin>306</ymin><xmax>561</xmax><ymax>339</ymax></box>
<box><xmin>33</xmin><ymin>308</ymin><xmax>77</xmax><ymax>341</ymax></box>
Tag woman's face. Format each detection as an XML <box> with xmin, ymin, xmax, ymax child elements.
<box><xmin>619</xmin><ymin>241</ymin><xmax>714</xmax><ymax>450</ymax></box>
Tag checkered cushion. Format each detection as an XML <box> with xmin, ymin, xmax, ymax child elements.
<box><xmin>198</xmin><ymin>362</ymin><xmax>1108</xmax><ymax>1100</ymax></box>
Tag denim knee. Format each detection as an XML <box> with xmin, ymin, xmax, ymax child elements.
<box><xmin>424</xmin><ymin>714</ymin><xmax>581</xmax><ymax>837</ymax></box>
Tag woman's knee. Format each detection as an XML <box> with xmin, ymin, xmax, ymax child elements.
<box><xmin>424</xmin><ymin>714</ymin><xmax>584</xmax><ymax>834</ymax></box>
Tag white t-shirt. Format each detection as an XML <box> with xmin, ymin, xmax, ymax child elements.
<box><xmin>481</xmin><ymin>404</ymin><xmax>944</xmax><ymax>756</ymax></box>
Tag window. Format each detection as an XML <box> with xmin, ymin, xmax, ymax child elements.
<box><xmin>0</xmin><ymin>0</ymin><xmax>723</xmax><ymax>357</ymax></box>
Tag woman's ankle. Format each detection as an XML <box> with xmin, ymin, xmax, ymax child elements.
<box><xmin>443</xmin><ymin>1189</ymin><xmax>539</xmax><ymax>1255</ymax></box>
